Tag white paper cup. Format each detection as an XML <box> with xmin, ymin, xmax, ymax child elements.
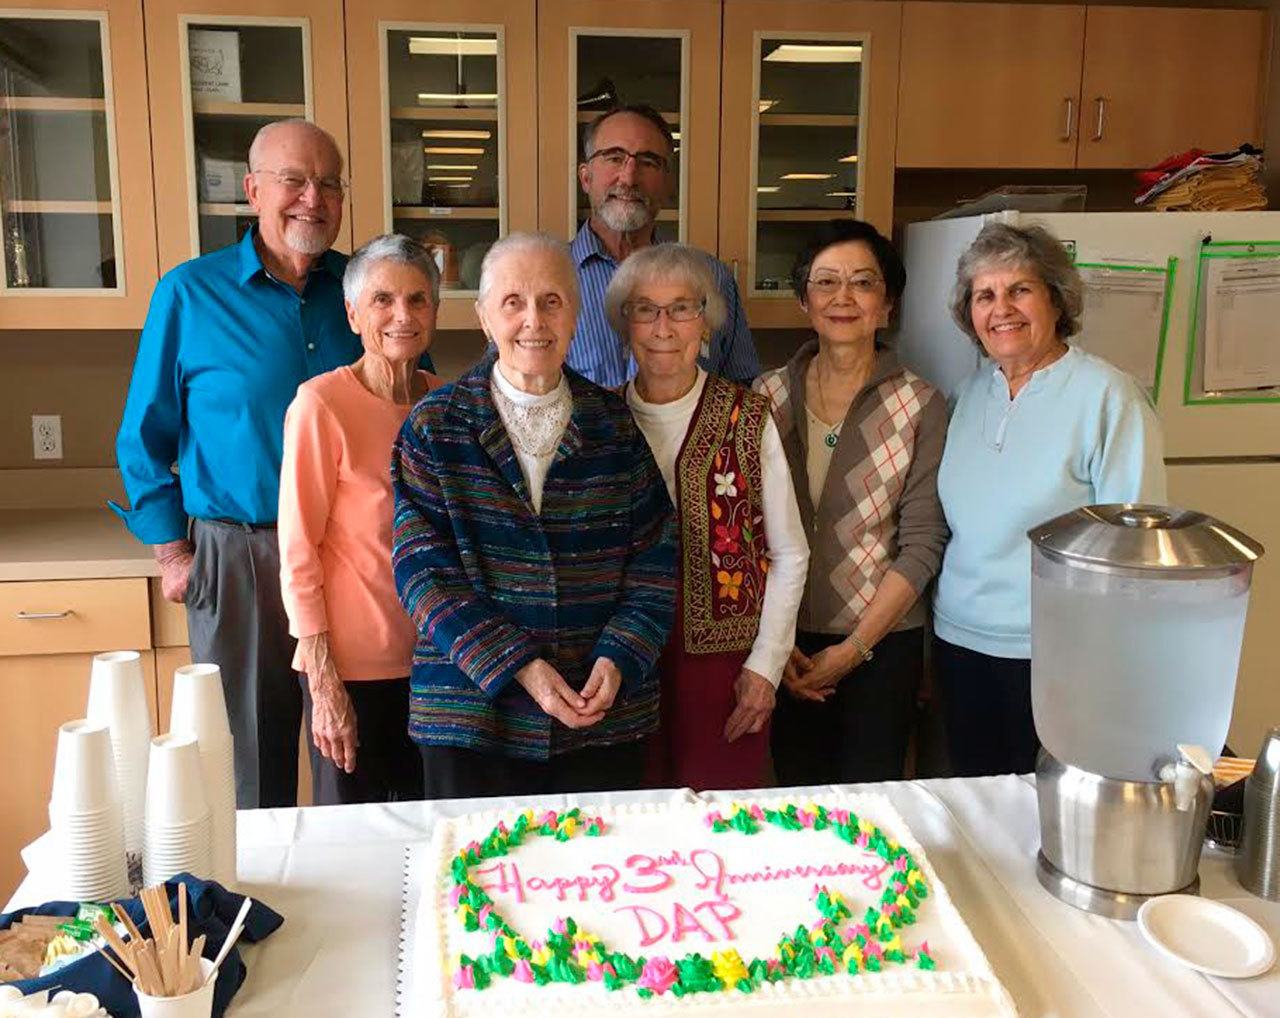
<box><xmin>169</xmin><ymin>664</ymin><xmax>232</xmax><ymax>744</ymax></box>
<box><xmin>134</xmin><ymin>957</ymin><xmax>216</xmax><ymax>1018</ymax></box>
<box><xmin>145</xmin><ymin>735</ymin><xmax>209</xmax><ymax>826</ymax></box>
<box><xmin>50</xmin><ymin>720</ymin><xmax>118</xmax><ymax>814</ymax></box>
<box><xmin>87</xmin><ymin>652</ymin><xmax>151</xmax><ymax>732</ymax></box>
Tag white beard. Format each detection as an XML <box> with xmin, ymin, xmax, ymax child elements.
<box><xmin>595</xmin><ymin>196</ymin><xmax>652</xmax><ymax>233</ymax></box>
<box><xmin>283</xmin><ymin>219</ymin><xmax>332</xmax><ymax>256</ymax></box>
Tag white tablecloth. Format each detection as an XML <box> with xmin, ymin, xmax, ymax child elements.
<box><xmin>8</xmin><ymin>776</ymin><xmax>1279</xmax><ymax>1016</ymax></box>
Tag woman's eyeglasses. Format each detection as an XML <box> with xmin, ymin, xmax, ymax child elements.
<box><xmin>806</xmin><ymin>272</ymin><xmax>884</xmax><ymax>297</ymax></box>
<box><xmin>622</xmin><ymin>298</ymin><xmax>706</xmax><ymax>323</ymax></box>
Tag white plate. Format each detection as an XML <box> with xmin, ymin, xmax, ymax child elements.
<box><xmin>1138</xmin><ymin>895</ymin><xmax>1276</xmax><ymax>978</ymax></box>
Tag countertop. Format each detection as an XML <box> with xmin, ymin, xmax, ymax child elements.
<box><xmin>0</xmin><ymin>507</ymin><xmax>159</xmax><ymax>582</ymax></box>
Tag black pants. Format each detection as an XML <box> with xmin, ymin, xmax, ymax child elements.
<box><xmin>771</xmin><ymin>628</ymin><xmax>923</xmax><ymax>786</ymax></box>
<box><xmin>419</xmin><ymin>741</ymin><xmax>647</xmax><ymax>800</ymax></box>
<box><xmin>933</xmin><ymin>636</ymin><xmax>1040</xmax><ymax>777</ymax></box>
<box><xmin>185</xmin><ymin>518</ymin><xmax>301</xmax><ymax>808</ymax></box>
<box><xmin>301</xmin><ymin>677</ymin><xmax>423</xmax><ymax>806</ymax></box>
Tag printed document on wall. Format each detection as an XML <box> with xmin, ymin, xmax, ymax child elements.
<box><xmin>1204</xmin><ymin>255</ymin><xmax>1280</xmax><ymax>392</ymax></box>
<box><xmin>1076</xmin><ymin>266</ymin><xmax>1169</xmax><ymax>389</ymax></box>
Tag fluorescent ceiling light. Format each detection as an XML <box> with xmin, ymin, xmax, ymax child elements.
<box><xmin>780</xmin><ymin>172</ymin><xmax>835</xmax><ymax>180</ymax></box>
<box><xmin>417</xmin><ymin>92</ymin><xmax>498</xmax><ymax>103</ymax></box>
<box><xmin>763</xmin><ymin>44</ymin><xmax>862</xmax><ymax>64</ymax></box>
<box><xmin>758</xmin><ymin>99</ymin><xmax>778</xmax><ymax>113</ymax></box>
<box><xmin>427</xmin><ymin>164</ymin><xmax>478</xmax><ymax>171</ymax></box>
<box><xmin>408</xmin><ymin>37</ymin><xmax>497</xmax><ymax>57</ymax></box>
<box><xmin>838</xmin><ymin>153</ymin><xmax>859</xmax><ymax>163</ymax></box>
<box><xmin>422</xmin><ymin>129</ymin><xmax>492</xmax><ymax>140</ymax></box>
<box><xmin>757</xmin><ymin>186</ymin><xmax>781</xmax><ymax>193</ymax></box>
<box><xmin>826</xmin><ymin>191</ymin><xmax>857</xmax><ymax>197</ymax></box>
<box><xmin>671</xmin><ymin>131</ymin><xmax>681</xmax><ymax>141</ymax></box>
<box><xmin>429</xmin><ymin>176</ymin><xmax>472</xmax><ymax>183</ymax></box>
<box><xmin>423</xmin><ymin>146</ymin><xmax>486</xmax><ymax>155</ymax></box>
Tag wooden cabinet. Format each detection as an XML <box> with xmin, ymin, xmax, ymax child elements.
<box><xmin>719</xmin><ymin>0</ymin><xmax>903</xmax><ymax>329</ymax></box>
<box><xmin>1077</xmin><ymin>6</ymin><xmax>1267</xmax><ymax>169</ymax></box>
<box><xmin>344</xmin><ymin>0</ymin><xmax>538</xmax><ymax>330</ymax></box>
<box><xmin>535</xmin><ymin>0</ymin><xmax>723</xmax><ymax>251</ymax></box>
<box><xmin>0</xmin><ymin>0</ymin><xmax>159</xmax><ymax>329</ymax></box>
<box><xmin>897</xmin><ymin>3</ymin><xmax>1086</xmax><ymax>169</ymax></box>
<box><xmin>142</xmin><ymin>0</ymin><xmax>352</xmax><ymax>271</ymax></box>
<box><xmin>897</xmin><ymin>3</ymin><xmax>1267</xmax><ymax>171</ymax></box>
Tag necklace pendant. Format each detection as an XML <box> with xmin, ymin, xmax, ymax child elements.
<box><xmin>824</xmin><ymin>432</ymin><xmax>838</xmax><ymax>448</ymax></box>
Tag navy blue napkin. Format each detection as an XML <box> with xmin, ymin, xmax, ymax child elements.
<box><xmin>0</xmin><ymin>874</ymin><xmax>283</xmax><ymax>1017</ymax></box>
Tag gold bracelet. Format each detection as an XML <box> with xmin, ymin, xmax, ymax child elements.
<box><xmin>849</xmin><ymin>633</ymin><xmax>874</xmax><ymax>663</ymax></box>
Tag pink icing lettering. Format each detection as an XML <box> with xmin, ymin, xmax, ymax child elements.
<box><xmin>615</xmin><ymin>904</ymin><xmax>670</xmax><ymax>946</ymax></box>
<box><xmin>622</xmin><ymin>853</ymin><xmax>675</xmax><ymax>894</ymax></box>
<box><xmin>689</xmin><ymin>849</ymin><xmax>728</xmax><ymax>901</ymax></box>
<box><xmin>696</xmin><ymin>900</ymin><xmax>742</xmax><ymax>941</ymax></box>
<box><xmin>670</xmin><ymin>902</ymin><xmax>714</xmax><ymax>943</ymax></box>
<box><xmin>473</xmin><ymin>862</ymin><xmax>527</xmax><ymax>904</ymax></box>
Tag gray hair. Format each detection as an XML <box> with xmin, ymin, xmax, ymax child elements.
<box><xmin>343</xmin><ymin>233</ymin><xmax>441</xmax><ymax>306</ymax></box>
<box><xmin>476</xmin><ymin>232</ymin><xmax>579</xmax><ymax>307</ymax></box>
<box><xmin>581</xmin><ymin>105</ymin><xmax>676</xmax><ymax>161</ymax></box>
<box><xmin>949</xmin><ymin>222</ymin><xmax>1084</xmax><ymax>344</ymax></box>
<box><xmin>604</xmin><ymin>244</ymin><xmax>727</xmax><ymax>339</ymax></box>
<box><xmin>247</xmin><ymin>118</ymin><xmax>344</xmax><ymax>175</ymax></box>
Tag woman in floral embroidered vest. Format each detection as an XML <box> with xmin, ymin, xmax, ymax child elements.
<box><xmin>605</xmin><ymin>244</ymin><xmax>809</xmax><ymax>790</ymax></box>
<box><xmin>754</xmin><ymin>220</ymin><xmax>950</xmax><ymax>785</ymax></box>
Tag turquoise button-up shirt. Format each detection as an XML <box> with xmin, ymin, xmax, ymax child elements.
<box><xmin>112</xmin><ymin>229</ymin><xmax>357</xmax><ymax>544</ymax></box>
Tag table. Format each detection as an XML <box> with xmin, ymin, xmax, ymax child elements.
<box><xmin>9</xmin><ymin>776</ymin><xmax>1279</xmax><ymax>1016</ymax></box>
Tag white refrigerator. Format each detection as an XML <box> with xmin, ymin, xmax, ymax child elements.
<box><xmin>896</xmin><ymin>210</ymin><xmax>1280</xmax><ymax>759</ymax></box>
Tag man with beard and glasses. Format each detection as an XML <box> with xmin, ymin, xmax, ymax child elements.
<box><xmin>568</xmin><ymin>105</ymin><xmax>760</xmax><ymax>388</ymax></box>
<box><xmin>113</xmin><ymin>119</ymin><xmax>358</xmax><ymax>809</ymax></box>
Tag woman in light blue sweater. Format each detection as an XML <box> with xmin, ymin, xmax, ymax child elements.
<box><xmin>933</xmin><ymin>223</ymin><xmax>1166</xmax><ymax>777</ymax></box>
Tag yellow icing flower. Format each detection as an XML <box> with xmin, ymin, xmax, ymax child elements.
<box><xmin>777</xmin><ymin>942</ymin><xmax>795</xmax><ymax>962</ymax></box>
<box><xmin>576</xmin><ymin>948</ymin><xmax>602</xmax><ymax>966</ymax></box>
<box><xmin>885</xmin><ymin>934</ymin><xmax>903</xmax><ymax>955</ymax></box>
<box><xmin>907</xmin><ymin>870</ymin><xmax>926</xmax><ymax>888</ymax></box>
<box><xmin>562</xmin><ymin>816</ymin><xmax>577</xmax><ymax>837</ymax></box>
<box><xmin>843</xmin><ymin>943</ymin><xmax>864</xmax><ymax>968</ymax></box>
<box><xmin>712</xmin><ymin>950</ymin><xmax>750</xmax><ymax>988</ymax></box>
<box><xmin>502</xmin><ymin>936</ymin><xmax>521</xmax><ymax>959</ymax></box>
<box><xmin>896</xmin><ymin>893</ymin><xmax>912</xmax><ymax>910</ymax></box>
<box><xmin>888</xmin><ymin>838</ymin><xmax>900</xmax><ymax>852</ymax></box>
<box><xmin>521</xmin><ymin>809</ymin><xmax>535</xmax><ymax>824</ymax></box>
<box><xmin>530</xmin><ymin>945</ymin><xmax>552</xmax><ymax>967</ymax></box>
<box><xmin>576</xmin><ymin>931</ymin><xmax>601</xmax><ymax>946</ymax></box>
<box><xmin>858</xmin><ymin>818</ymin><xmax>875</xmax><ymax>835</ymax></box>
<box><xmin>456</xmin><ymin>904</ymin><xmax>474</xmax><ymax>922</ymax></box>
<box><xmin>875</xmin><ymin>916</ymin><xmax>894</xmax><ymax>935</ymax></box>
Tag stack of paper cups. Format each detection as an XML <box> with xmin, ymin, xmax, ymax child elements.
<box><xmin>143</xmin><ymin>734</ymin><xmax>211</xmax><ymax>885</ymax></box>
<box><xmin>169</xmin><ymin>664</ymin><xmax>236</xmax><ymax>885</ymax></box>
<box><xmin>48</xmin><ymin>720</ymin><xmax>129</xmax><ymax>901</ymax></box>
<box><xmin>85</xmin><ymin>651</ymin><xmax>154</xmax><ymax>865</ymax></box>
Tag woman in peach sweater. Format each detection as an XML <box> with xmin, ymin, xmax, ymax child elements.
<box><xmin>279</xmin><ymin>234</ymin><xmax>442</xmax><ymax>804</ymax></box>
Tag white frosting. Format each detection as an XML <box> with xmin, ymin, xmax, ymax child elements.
<box><xmin>410</xmin><ymin>794</ymin><xmax>1019</xmax><ymax>1017</ymax></box>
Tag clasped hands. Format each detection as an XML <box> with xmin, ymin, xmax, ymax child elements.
<box><xmin>781</xmin><ymin>639</ymin><xmax>864</xmax><ymax>702</ymax></box>
<box><xmin>516</xmin><ymin>656</ymin><xmax>622</xmax><ymax>729</ymax></box>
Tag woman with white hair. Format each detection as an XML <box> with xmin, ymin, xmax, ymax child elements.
<box><xmin>605</xmin><ymin>243</ymin><xmax>808</xmax><ymax>790</ymax></box>
<box><xmin>934</xmin><ymin>221</ymin><xmax>1166</xmax><ymax>776</ymax></box>
<box><xmin>391</xmin><ymin>232</ymin><xmax>676</xmax><ymax>799</ymax></box>
<box><xmin>278</xmin><ymin>233</ymin><xmax>442</xmax><ymax>804</ymax></box>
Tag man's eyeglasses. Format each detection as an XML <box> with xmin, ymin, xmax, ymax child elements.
<box><xmin>251</xmin><ymin>169</ymin><xmax>349</xmax><ymax>197</ymax></box>
<box><xmin>806</xmin><ymin>272</ymin><xmax>884</xmax><ymax>297</ymax></box>
<box><xmin>589</xmin><ymin>147</ymin><xmax>668</xmax><ymax>174</ymax></box>
<box><xmin>622</xmin><ymin>298</ymin><xmax>705</xmax><ymax>323</ymax></box>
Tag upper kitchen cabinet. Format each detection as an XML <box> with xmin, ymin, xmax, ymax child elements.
<box><xmin>345</xmin><ymin>0</ymin><xmax>537</xmax><ymax>330</ymax></box>
<box><xmin>719</xmin><ymin>0</ymin><xmax>902</xmax><ymax>329</ymax></box>
<box><xmin>897</xmin><ymin>3</ymin><xmax>1086</xmax><ymax>169</ymax></box>
<box><xmin>1077</xmin><ymin>6</ymin><xmax>1267</xmax><ymax>169</ymax></box>
<box><xmin>143</xmin><ymin>0</ymin><xmax>351</xmax><ymax>272</ymax></box>
<box><xmin>0</xmin><ymin>0</ymin><xmax>157</xmax><ymax>328</ymax></box>
<box><xmin>535</xmin><ymin>0</ymin><xmax>722</xmax><ymax>252</ymax></box>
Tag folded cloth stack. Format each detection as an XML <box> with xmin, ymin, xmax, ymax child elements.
<box><xmin>0</xmin><ymin>875</ymin><xmax>283</xmax><ymax>1018</ymax></box>
<box><xmin>1135</xmin><ymin>143</ymin><xmax>1267</xmax><ymax>210</ymax></box>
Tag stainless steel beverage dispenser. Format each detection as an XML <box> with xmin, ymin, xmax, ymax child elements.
<box><xmin>1027</xmin><ymin>505</ymin><xmax>1264</xmax><ymax>919</ymax></box>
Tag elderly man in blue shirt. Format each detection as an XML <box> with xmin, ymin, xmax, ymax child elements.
<box><xmin>112</xmin><ymin>119</ymin><xmax>354</xmax><ymax>809</ymax></box>
<box><xmin>569</xmin><ymin>105</ymin><xmax>760</xmax><ymax>388</ymax></box>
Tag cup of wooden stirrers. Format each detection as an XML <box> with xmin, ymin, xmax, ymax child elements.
<box><xmin>93</xmin><ymin>884</ymin><xmax>216</xmax><ymax>1017</ymax></box>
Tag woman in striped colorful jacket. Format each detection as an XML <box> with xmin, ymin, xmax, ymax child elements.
<box><xmin>391</xmin><ymin>233</ymin><xmax>677</xmax><ymax>799</ymax></box>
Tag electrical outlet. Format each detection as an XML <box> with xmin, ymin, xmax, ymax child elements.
<box><xmin>32</xmin><ymin>414</ymin><xmax>63</xmax><ymax>460</ymax></box>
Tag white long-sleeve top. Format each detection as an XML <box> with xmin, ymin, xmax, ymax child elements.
<box><xmin>491</xmin><ymin>365</ymin><xmax>572</xmax><ymax>514</ymax></box>
<box><xmin>626</xmin><ymin>369</ymin><xmax>809</xmax><ymax>686</ymax></box>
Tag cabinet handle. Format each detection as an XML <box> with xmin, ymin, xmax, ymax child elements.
<box><xmin>1092</xmin><ymin>97</ymin><xmax>1106</xmax><ymax>141</ymax></box>
<box><xmin>15</xmin><ymin>609</ymin><xmax>72</xmax><ymax>620</ymax></box>
<box><xmin>1061</xmin><ymin>97</ymin><xmax>1075</xmax><ymax>141</ymax></box>
<box><xmin>731</xmin><ymin>259</ymin><xmax>741</xmax><ymax>286</ymax></box>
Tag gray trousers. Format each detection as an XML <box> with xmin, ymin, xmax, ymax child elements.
<box><xmin>185</xmin><ymin>518</ymin><xmax>301</xmax><ymax>808</ymax></box>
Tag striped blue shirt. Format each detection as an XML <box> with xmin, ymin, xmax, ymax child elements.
<box><xmin>566</xmin><ymin>223</ymin><xmax>761</xmax><ymax>388</ymax></box>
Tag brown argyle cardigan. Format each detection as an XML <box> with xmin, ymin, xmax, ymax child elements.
<box><xmin>753</xmin><ymin>340</ymin><xmax>949</xmax><ymax>636</ymax></box>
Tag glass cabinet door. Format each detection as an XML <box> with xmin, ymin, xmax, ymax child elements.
<box><xmin>1</xmin><ymin>3</ymin><xmax>157</xmax><ymax>327</ymax></box>
<box><xmin>144</xmin><ymin>0</ymin><xmax>349</xmax><ymax>271</ymax></box>
<box><xmin>537</xmin><ymin>0</ymin><xmax>721</xmax><ymax>252</ymax></box>
<box><xmin>347</xmin><ymin>0</ymin><xmax>536</xmax><ymax>330</ymax></box>
<box><xmin>719</xmin><ymin>0</ymin><xmax>901</xmax><ymax>328</ymax></box>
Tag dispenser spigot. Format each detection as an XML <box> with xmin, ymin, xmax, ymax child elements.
<box><xmin>1158</xmin><ymin>744</ymin><xmax>1213</xmax><ymax>811</ymax></box>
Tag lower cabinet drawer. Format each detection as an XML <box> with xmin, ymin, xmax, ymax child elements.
<box><xmin>0</xmin><ymin>578</ymin><xmax>151</xmax><ymax>657</ymax></box>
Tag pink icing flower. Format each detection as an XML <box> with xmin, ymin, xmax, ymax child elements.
<box><xmin>602</xmin><ymin>962</ymin><xmax>617</xmax><ymax>979</ymax></box>
<box><xmin>497</xmin><ymin>820</ymin><xmax>509</xmax><ymax>835</ymax></box>
<box><xmin>552</xmin><ymin>918</ymin><xmax>568</xmax><ymax>935</ymax></box>
<box><xmin>810</xmin><ymin>884</ymin><xmax>823</xmax><ymax>900</ymax></box>
<box><xmin>453</xmin><ymin>965</ymin><xmax>475</xmax><ymax>990</ymax></box>
<box><xmin>449</xmin><ymin>884</ymin><xmax>466</xmax><ymax>907</ymax></box>
<box><xmin>512</xmin><ymin>959</ymin><xmax>535</xmax><ymax>983</ymax></box>
<box><xmin>704</xmin><ymin>811</ymin><xmax>724</xmax><ymax>828</ymax></box>
<box><xmin>815</xmin><ymin>946</ymin><xmax>836</xmax><ymax>965</ymax></box>
<box><xmin>638</xmin><ymin>957</ymin><xmax>679</xmax><ymax>995</ymax></box>
<box><xmin>766</xmin><ymin>959</ymin><xmax>784</xmax><ymax>979</ymax></box>
<box><xmin>540</xmin><ymin>810</ymin><xmax>559</xmax><ymax>827</ymax></box>
<box><xmin>830</xmin><ymin>808</ymin><xmax>850</xmax><ymax>825</ymax></box>
<box><xmin>852</xmin><ymin>923</ymin><xmax>871</xmax><ymax>940</ymax></box>
<box><xmin>478</xmin><ymin>904</ymin><xmax>494</xmax><ymax>925</ymax></box>
<box><xmin>884</xmin><ymin>903</ymin><xmax>899</xmax><ymax>917</ymax></box>
<box><xmin>799</xmin><ymin>809</ymin><xmax>816</xmax><ymax>828</ymax></box>
<box><xmin>465</xmin><ymin>840</ymin><xmax>482</xmax><ymax>856</ymax></box>
<box><xmin>750</xmin><ymin>804</ymin><xmax>765</xmax><ymax>820</ymax></box>
<box><xmin>918</xmin><ymin>940</ymin><xmax>932</xmax><ymax>957</ymax></box>
<box><xmin>531</xmin><ymin>939</ymin><xmax>544</xmax><ymax>952</ymax></box>
<box><xmin>864</xmin><ymin>940</ymin><xmax>884</xmax><ymax>960</ymax></box>
<box><xmin>855</xmin><ymin>831</ymin><xmax>870</xmax><ymax>849</ymax></box>
<box><xmin>895</xmin><ymin>856</ymin><xmax>909</xmax><ymax>872</ymax></box>
<box><xmin>587</xmin><ymin>961</ymin><xmax>605</xmax><ymax>981</ymax></box>
<box><xmin>810</xmin><ymin>919</ymin><xmax>828</xmax><ymax>936</ymax></box>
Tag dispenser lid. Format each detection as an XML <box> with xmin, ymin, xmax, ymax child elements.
<box><xmin>1028</xmin><ymin>504</ymin><xmax>1264</xmax><ymax>572</ymax></box>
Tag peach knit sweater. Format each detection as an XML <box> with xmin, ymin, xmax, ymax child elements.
<box><xmin>279</xmin><ymin>365</ymin><xmax>440</xmax><ymax>680</ymax></box>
